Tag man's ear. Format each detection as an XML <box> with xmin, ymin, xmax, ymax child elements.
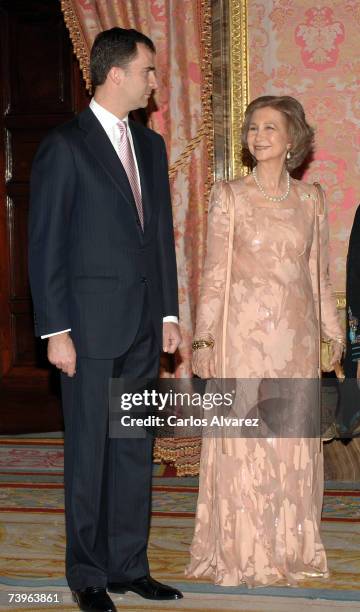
<box><xmin>108</xmin><ymin>66</ymin><xmax>124</xmax><ymax>86</ymax></box>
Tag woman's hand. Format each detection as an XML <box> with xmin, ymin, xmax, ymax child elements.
<box><xmin>330</xmin><ymin>339</ymin><xmax>344</xmax><ymax>367</ymax></box>
<box><xmin>329</xmin><ymin>339</ymin><xmax>345</xmax><ymax>381</ymax></box>
<box><xmin>192</xmin><ymin>346</ymin><xmax>216</xmax><ymax>379</ymax></box>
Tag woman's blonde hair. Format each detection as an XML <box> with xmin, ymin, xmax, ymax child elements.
<box><xmin>241</xmin><ymin>95</ymin><xmax>315</xmax><ymax>171</ymax></box>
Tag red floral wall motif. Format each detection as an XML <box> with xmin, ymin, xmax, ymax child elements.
<box><xmin>295</xmin><ymin>8</ymin><xmax>345</xmax><ymax>71</ymax></box>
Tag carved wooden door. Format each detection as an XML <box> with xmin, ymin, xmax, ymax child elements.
<box><xmin>0</xmin><ymin>0</ymin><xmax>90</xmax><ymax>433</ymax></box>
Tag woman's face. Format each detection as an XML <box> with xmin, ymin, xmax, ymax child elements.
<box><xmin>247</xmin><ymin>106</ymin><xmax>292</xmax><ymax>165</ymax></box>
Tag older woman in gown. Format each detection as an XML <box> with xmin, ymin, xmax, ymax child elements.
<box><xmin>186</xmin><ymin>96</ymin><xmax>344</xmax><ymax>587</ymax></box>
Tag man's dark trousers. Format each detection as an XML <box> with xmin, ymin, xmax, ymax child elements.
<box><xmin>61</xmin><ymin>290</ymin><xmax>160</xmax><ymax>590</ymax></box>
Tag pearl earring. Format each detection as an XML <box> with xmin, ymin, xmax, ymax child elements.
<box><xmin>286</xmin><ymin>151</ymin><xmax>291</xmax><ymax>160</ymax></box>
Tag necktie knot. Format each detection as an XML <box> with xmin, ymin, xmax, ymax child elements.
<box><xmin>117</xmin><ymin>120</ymin><xmax>127</xmax><ymax>137</ymax></box>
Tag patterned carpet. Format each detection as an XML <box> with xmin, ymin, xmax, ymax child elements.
<box><xmin>1</xmin><ymin>437</ymin><xmax>360</xmax><ymax>611</ymax></box>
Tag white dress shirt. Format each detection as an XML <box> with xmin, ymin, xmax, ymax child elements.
<box><xmin>42</xmin><ymin>99</ymin><xmax>178</xmax><ymax>338</ymax></box>
<box><xmin>90</xmin><ymin>98</ymin><xmax>142</xmax><ymax>193</ymax></box>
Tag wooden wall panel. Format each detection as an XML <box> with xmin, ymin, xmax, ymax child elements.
<box><xmin>6</xmin><ymin>127</ymin><xmax>47</xmax><ymax>184</ymax></box>
<box><xmin>6</xmin><ymin>4</ymin><xmax>73</xmax><ymax>114</ymax></box>
<box><xmin>11</xmin><ymin>310</ymin><xmax>37</xmax><ymax>366</ymax></box>
<box><xmin>7</xmin><ymin>194</ymin><xmax>29</xmax><ymax>300</ymax></box>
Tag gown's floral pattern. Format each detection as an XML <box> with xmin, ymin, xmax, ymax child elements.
<box><xmin>185</xmin><ymin>179</ymin><xmax>343</xmax><ymax>586</ymax></box>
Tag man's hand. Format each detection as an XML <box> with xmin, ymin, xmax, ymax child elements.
<box><xmin>163</xmin><ymin>322</ymin><xmax>182</xmax><ymax>354</ymax></box>
<box><xmin>48</xmin><ymin>332</ymin><xmax>77</xmax><ymax>377</ymax></box>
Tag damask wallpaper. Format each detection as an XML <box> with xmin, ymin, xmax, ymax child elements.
<box><xmin>248</xmin><ymin>0</ymin><xmax>360</xmax><ymax>292</ymax></box>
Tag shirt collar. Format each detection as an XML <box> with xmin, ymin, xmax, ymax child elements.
<box><xmin>89</xmin><ymin>98</ymin><xmax>129</xmax><ymax>130</ymax></box>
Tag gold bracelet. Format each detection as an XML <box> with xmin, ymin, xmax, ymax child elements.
<box><xmin>192</xmin><ymin>338</ymin><xmax>214</xmax><ymax>351</ymax></box>
<box><xmin>323</xmin><ymin>338</ymin><xmax>345</xmax><ymax>346</ymax></box>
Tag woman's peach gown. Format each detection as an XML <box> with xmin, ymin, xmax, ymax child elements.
<box><xmin>185</xmin><ymin>178</ymin><xmax>342</xmax><ymax>587</ymax></box>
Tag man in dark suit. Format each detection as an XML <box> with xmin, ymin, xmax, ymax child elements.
<box><xmin>29</xmin><ymin>28</ymin><xmax>182</xmax><ymax>612</ymax></box>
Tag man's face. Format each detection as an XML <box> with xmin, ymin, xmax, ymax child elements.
<box><xmin>120</xmin><ymin>43</ymin><xmax>157</xmax><ymax>112</ymax></box>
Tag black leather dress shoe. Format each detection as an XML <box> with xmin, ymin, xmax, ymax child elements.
<box><xmin>72</xmin><ymin>587</ymin><xmax>117</xmax><ymax>611</ymax></box>
<box><xmin>108</xmin><ymin>575</ymin><xmax>183</xmax><ymax>600</ymax></box>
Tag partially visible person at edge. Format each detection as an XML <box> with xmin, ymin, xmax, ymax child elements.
<box><xmin>28</xmin><ymin>27</ymin><xmax>182</xmax><ymax>612</ymax></box>
<box><xmin>339</xmin><ymin>206</ymin><xmax>360</xmax><ymax>437</ymax></box>
<box><xmin>185</xmin><ymin>95</ymin><xmax>344</xmax><ymax>587</ymax></box>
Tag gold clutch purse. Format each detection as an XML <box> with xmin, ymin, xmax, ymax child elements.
<box><xmin>321</xmin><ymin>339</ymin><xmax>334</xmax><ymax>373</ymax></box>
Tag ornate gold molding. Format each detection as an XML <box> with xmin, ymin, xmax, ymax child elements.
<box><xmin>199</xmin><ymin>0</ymin><xmax>214</xmax><ymax>200</ymax></box>
<box><xmin>229</xmin><ymin>0</ymin><xmax>249</xmax><ymax>179</ymax></box>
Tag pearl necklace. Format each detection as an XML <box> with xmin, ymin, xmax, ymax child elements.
<box><xmin>252</xmin><ymin>166</ymin><xmax>290</xmax><ymax>202</ymax></box>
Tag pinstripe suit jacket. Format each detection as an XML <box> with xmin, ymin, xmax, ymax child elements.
<box><xmin>29</xmin><ymin>107</ymin><xmax>179</xmax><ymax>358</ymax></box>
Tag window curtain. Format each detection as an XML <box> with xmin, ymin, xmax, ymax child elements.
<box><xmin>61</xmin><ymin>0</ymin><xmax>213</xmax><ymax>475</ymax></box>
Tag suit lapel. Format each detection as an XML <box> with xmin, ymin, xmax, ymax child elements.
<box><xmin>79</xmin><ymin>108</ymin><xmax>138</xmax><ymax>218</ymax></box>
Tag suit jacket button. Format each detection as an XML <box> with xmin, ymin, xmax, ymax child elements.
<box><xmin>141</xmin><ymin>276</ymin><xmax>147</xmax><ymax>283</ymax></box>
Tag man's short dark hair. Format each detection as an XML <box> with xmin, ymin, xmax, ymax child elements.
<box><xmin>90</xmin><ymin>27</ymin><xmax>156</xmax><ymax>87</ymax></box>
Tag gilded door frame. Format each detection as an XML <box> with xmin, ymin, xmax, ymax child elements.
<box><xmin>228</xmin><ymin>0</ymin><xmax>249</xmax><ymax>179</ymax></box>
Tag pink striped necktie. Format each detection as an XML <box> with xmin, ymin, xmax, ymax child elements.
<box><xmin>117</xmin><ymin>120</ymin><xmax>144</xmax><ymax>230</ymax></box>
